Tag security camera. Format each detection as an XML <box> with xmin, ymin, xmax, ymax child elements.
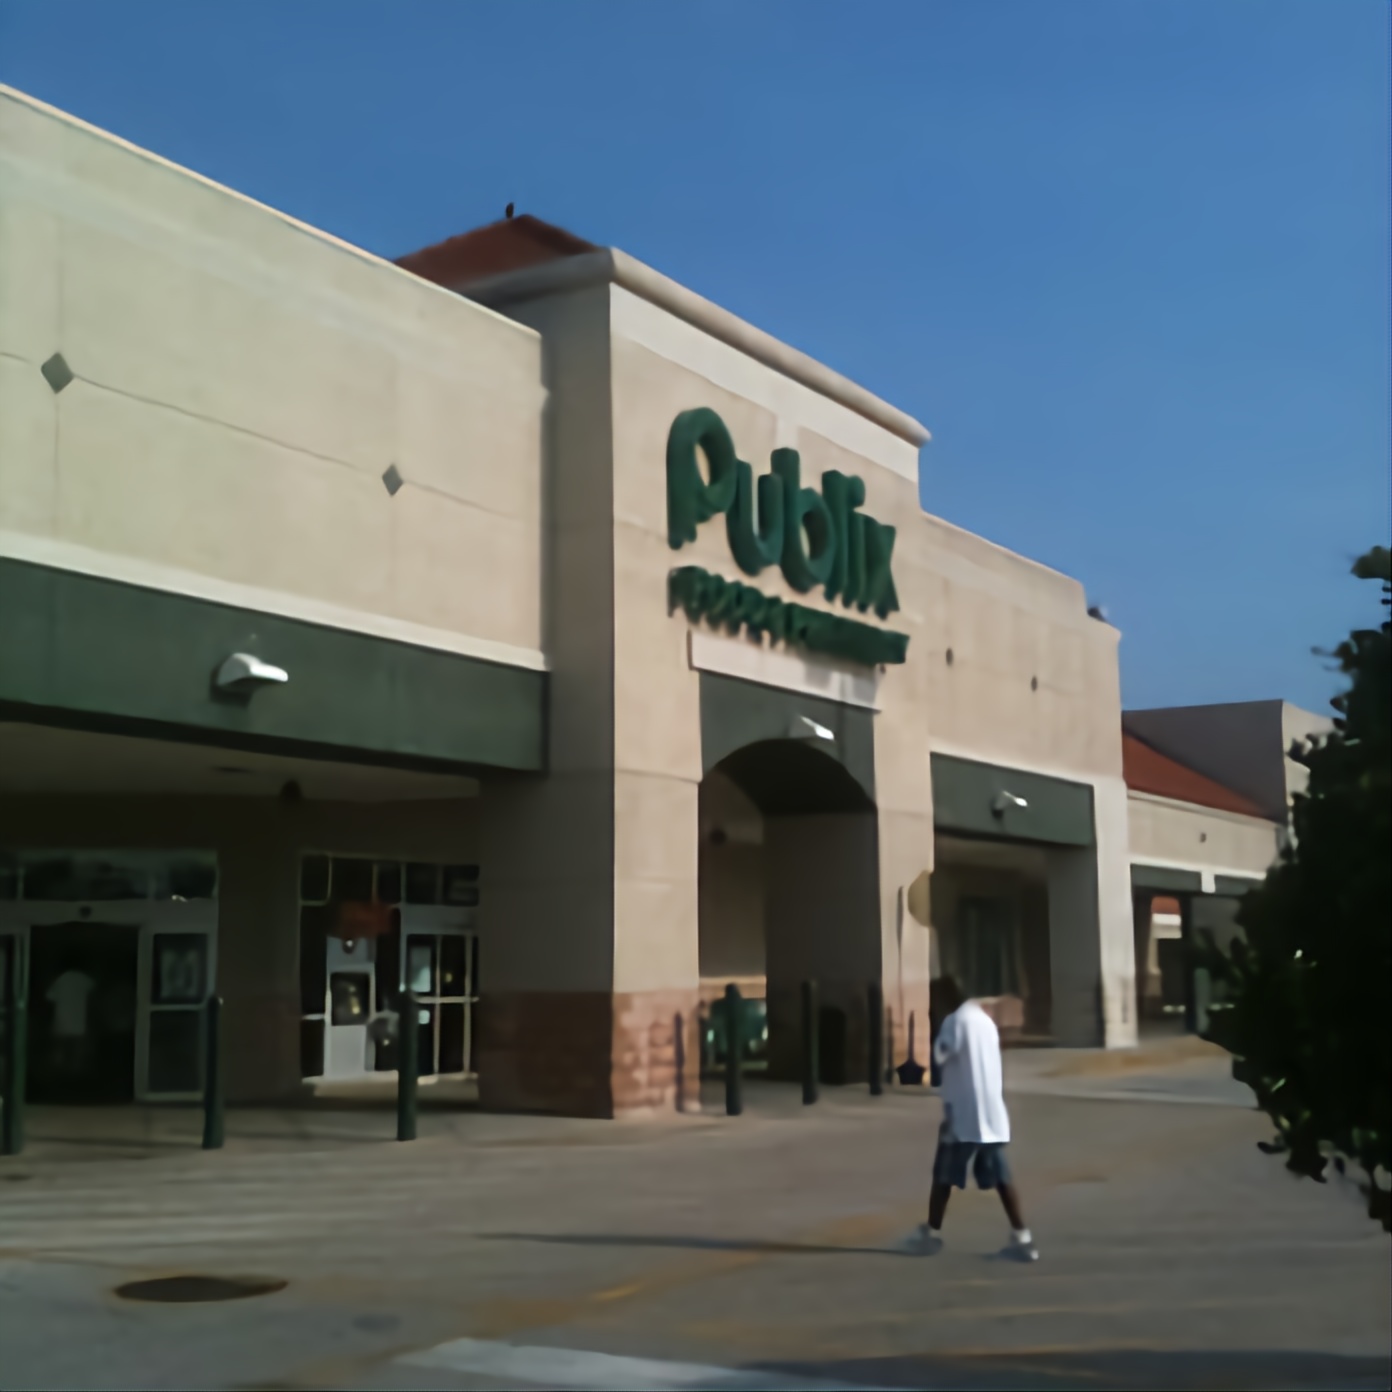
<box><xmin>991</xmin><ymin>791</ymin><xmax>1028</xmax><ymax>816</ymax></box>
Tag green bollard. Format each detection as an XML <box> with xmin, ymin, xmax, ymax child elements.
<box><xmin>2</xmin><ymin>942</ymin><xmax>25</xmax><ymax>1157</ymax></box>
<box><xmin>201</xmin><ymin>994</ymin><xmax>225</xmax><ymax>1151</ymax></box>
<box><xmin>868</xmin><ymin>980</ymin><xmax>884</xmax><ymax>1096</ymax></box>
<box><xmin>397</xmin><ymin>991</ymin><xmax>419</xmax><ymax>1142</ymax></box>
<box><xmin>724</xmin><ymin>983</ymin><xmax>743</xmax><ymax>1118</ymax></box>
<box><xmin>801</xmin><ymin>980</ymin><xmax>819</xmax><ymax>1106</ymax></box>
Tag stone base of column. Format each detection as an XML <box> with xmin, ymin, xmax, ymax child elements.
<box><xmin>477</xmin><ymin>990</ymin><xmax>700</xmax><ymax>1118</ymax></box>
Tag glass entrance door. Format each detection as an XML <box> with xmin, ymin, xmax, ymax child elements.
<box><xmin>401</xmin><ymin>908</ymin><xmax>478</xmax><ymax>1079</ymax></box>
<box><xmin>138</xmin><ymin>920</ymin><xmax>215</xmax><ymax>1100</ymax></box>
<box><xmin>0</xmin><ymin>899</ymin><xmax>217</xmax><ymax>1104</ymax></box>
<box><xmin>27</xmin><ymin>920</ymin><xmax>140</xmax><ymax>1103</ymax></box>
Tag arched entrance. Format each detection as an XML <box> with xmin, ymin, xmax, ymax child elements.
<box><xmin>698</xmin><ymin>733</ymin><xmax>881</xmax><ymax>1086</ymax></box>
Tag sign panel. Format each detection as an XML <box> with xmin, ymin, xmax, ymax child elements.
<box><xmin>666</xmin><ymin>408</ymin><xmax>909</xmax><ymax>667</ymax></box>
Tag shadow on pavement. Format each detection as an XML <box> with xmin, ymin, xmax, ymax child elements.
<box><xmin>476</xmin><ymin>1231</ymin><xmax>907</xmax><ymax>1258</ymax></box>
<box><xmin>751</xmin><ymin>1347</ymin><xmax>1392</xmax><ymax>1390</ymax></box>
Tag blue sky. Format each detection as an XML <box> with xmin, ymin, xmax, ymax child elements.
<box><xmin>3</xmin><ymin>1</ymin><xmax>1387</xmax><ymax>713</ymax></box>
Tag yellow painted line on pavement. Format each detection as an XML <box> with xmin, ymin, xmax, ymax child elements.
<box><xmin>468</xmin><ymin>1205</ymin><xmax>921</xmax><ymax>1341</ymax></box>
<box><xmin>593</xmin><ymin>1281</ymin><xmax>644</xmax><ymax>1302</ymax></box>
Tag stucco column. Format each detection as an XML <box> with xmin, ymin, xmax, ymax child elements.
<box><xmin>875</xmin><ymin>809</ymin><xmax>934</xmax><ymax>1080</ymax></box>
<box><xmin>472</xmin><ymin>284</ymin><xmax>627</xmax><ymax>1117</ymax></box>
<box><xmin>1046</xmin><ymin>776</ymin><xmax>1137</xmax><ymax>1048</ymax></box>
<box><xmin>218</xmin><ymin>808</ymin><xmax>302</xmax><ymax>1103</ymax></box>
<box><xmin>1046</xmin><ymin>845</ymin><xmax>1103</xmax><ymax>1046</ymax></box>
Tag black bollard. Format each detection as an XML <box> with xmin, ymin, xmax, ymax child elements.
<box><xmin>868</xmin><ymin>981</ymin><xmax>884</xmax><ymax>1096</ymax></box>
<box><xmin>724</xmin><ymin>983</ymin><xmax>743</xmax><ymax>1117</ymax></box>
<box><xmin>201</xmin><ymin>994</ymin><xmax>225</xmax><ymax>1151</ymax></box>
<box><xmin>801</xmin><ymin>980</ymin><xmax>819</xmax><ymax>1106</ymax></box>
<box><xmin>2</xmin><ymin>941</ymin><xmax>25</xmax><ymax>1157</ymax></box>
<box><xmin>397</xmin><ymin>991</ymin><xmax>419</xmax><ymax>1142</ymax></box>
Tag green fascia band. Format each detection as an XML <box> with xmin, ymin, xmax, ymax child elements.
<box><xmin>670</xmin><ymin>565</ymin><xmax>908</xmax><ymax>668</ymax></box>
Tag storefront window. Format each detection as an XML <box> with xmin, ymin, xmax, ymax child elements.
<box><xmin>0</xmin><ymin>853</ymin><xmax>18</xmax><ymax>901</ymax></box>
<box><xmin>4</xmin><ymin>851</ymin><xmax>216</xmax><ymax>904</ymax></box>
<box><xmin>21</xmin><ymin>856</ymin><xmax>149</xmax><ymax>901</ymax></box>
<box><xmin>151</xmin><ymin>857</ymin><xmax>218</xmax><ymax>901</ymax></box>
<box><xmin>405</xmin><ymin>863</ymin><xmax>440</xmax><ymax>904</ymax></box>
<box><xmin>300</xmin><ymin>855</ymin><xmax>331</xmax><ymax>904</ymax></box>
<box><xmin>298</xmin><ymin>854</ymin><xmax>480</xmax><ymax>1081</ymax></box>
<box><xmin>375</xmin><ymin>862</ymin><xmax>402</xmax><ymax>906</ymax></box>
<box><xmin>332</xmin><ymin>858</ymin><xmax>374</xmax><ymax>904</ymax></box>
<box><xmin>442</xmin><ymin>865</ymin><xmax>480</xmax><ymax>907</ymax></box>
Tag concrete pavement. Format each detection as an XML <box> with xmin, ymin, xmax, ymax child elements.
<box><xmin>1</xmin><ymin>1057</ymin><xmax>1387</xmax><ymax>1391</ymax></box>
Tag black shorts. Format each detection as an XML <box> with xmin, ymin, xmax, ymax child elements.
<box><xmin>932</xmin><ymin>1119</ymin><xmax>1012</xmax><ymax>1190</ymax></box>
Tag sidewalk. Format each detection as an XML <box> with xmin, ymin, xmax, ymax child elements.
<box><xmin>1</xmin><ymin>1036</ymin><xmax>1252</xmax><ymax>1169</ymax></box>
<box><xmin>1002</xmin><ymin>1035</ymin><xmax>1254</xmax><ymax>1108</ymax></box>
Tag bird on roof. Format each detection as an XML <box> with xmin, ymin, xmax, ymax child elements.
<box><xmin>505</xmin><ymin>202</ymin><xmax>515</xmax><ymax>219</ymax></box>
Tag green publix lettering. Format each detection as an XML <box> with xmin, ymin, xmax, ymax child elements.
<box><xmin>666</xmin><ymin>407</ymin><xmax>908</xmax><ymax>665</ymax></box>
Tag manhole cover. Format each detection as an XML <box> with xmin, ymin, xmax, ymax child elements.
<box><xmin>115</xmin><ymin>1275</ymin><xmax>287</xmax><ymax>1304</ymax></box>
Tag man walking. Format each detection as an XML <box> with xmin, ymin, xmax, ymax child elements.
<box><xmin>909</xmin><ymin>977</ymin><xmax>1038</xmax><ymax>1260</ymax></box>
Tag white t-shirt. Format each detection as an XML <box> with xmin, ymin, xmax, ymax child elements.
<box><xmin>933</xmin><ymin>999</ymin><xmax>1010</xmax><ymax>1144</ymax></box>
<box><xmin>47</xmin><ymin>970</ymin><xmax>96</xmax><ymax>1039</ymax></box>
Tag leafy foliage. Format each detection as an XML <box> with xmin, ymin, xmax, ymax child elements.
<box><xmin>1199</xmin><ymin>547</ymin><xmax>1391</xmax><ymax>1231</ymax></box>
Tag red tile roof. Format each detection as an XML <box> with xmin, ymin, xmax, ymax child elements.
<box><xmin>1122</xmin><ymin>732</ymin><xmax>1273</xmax><ymax>819</ymax></box>
<box><xmin>395</xmin><ymin>215</ymin><xmax>597</xmax><ymax>289</ymax></box>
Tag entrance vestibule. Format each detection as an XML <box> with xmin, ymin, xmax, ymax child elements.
<box><xmin>930</xmin><ymin>837</ymin><xmax>1052</xmax><ymax>1043</ymax></box>
<box><xmin>298</xmin><ymin>854</ymin><xmax>480</xmax><ymax>1086</ymax></box>
<box><xmin>697</xmin><ymin>735</ymin><xmax>881</xmax><ymax>1087</ymax></box>
<box><xmin>0</xmin><ymin>850</ymin><xmax>219</xmax><ymax>1103</ymax></box>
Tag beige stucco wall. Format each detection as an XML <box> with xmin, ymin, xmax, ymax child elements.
<box><xmin>1127</xmin><ymin>791</ymin><xmax>1281</xmax><ymax>879</ymax></box>
<box><xmin>915</xmin><ymin>515</ymin><xmax>1123</xmax><ymax>780</ymax></box>
<box><xmin>0</xmin><ymin>86</ymin><xmax>545</xmax><ymax>668</ymax></box>
<box><xmin>908</xmin><ymin>515</ymin><xmax>1133</xmax><ymax>1044</ymax></box>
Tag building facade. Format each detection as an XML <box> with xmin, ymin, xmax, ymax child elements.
<box><xmin>1</xmin><ymin>86</ymin><xmax>1138</xmax><ymax>1118</ymax></box>
<box><xmin>1122</xmin><ymin>702</ymin><xmax>1330</xmax><ymax>1033</ymax></box>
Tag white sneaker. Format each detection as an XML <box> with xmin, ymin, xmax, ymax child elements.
<box><xmin>1006</xmin><ymin>1235</ymin><xmax>1039</xmax><ymax>1262</ymax></box>
<box><xmin>894</xmin><ymin>1224</ymin><xmax>943</xmax><ymax>1255</ymax></box>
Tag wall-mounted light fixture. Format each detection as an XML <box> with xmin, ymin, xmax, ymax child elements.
<box><xmin>215</xmin><ymin>652</ymin><xmax>289</xmax><ymax>692</ymax></box>
<box><xmin>991</xmin><ymin>790</ymin><xmax>1028</xmax><ymax>817</ymax></box>
<box><xmin>789</xmin><ymin>715</ymin><xmax>836</xmax><ymax>743</ymax></box>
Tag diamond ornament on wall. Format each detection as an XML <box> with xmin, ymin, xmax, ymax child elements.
<box><xmin>381</xmin><ymin>464</ymin><xmax>404</xmax><ymax>497</ymax></box>
<box><xmin>41</xmin><ymin>352</ymin><xmax>74</xmax><ymax>394</ymax></box>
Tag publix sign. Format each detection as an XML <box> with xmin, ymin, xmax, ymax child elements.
<box><xmin>666</xmin><ymin>408</ymin><xmax>908</xmax><ymax>667</ymax></box>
